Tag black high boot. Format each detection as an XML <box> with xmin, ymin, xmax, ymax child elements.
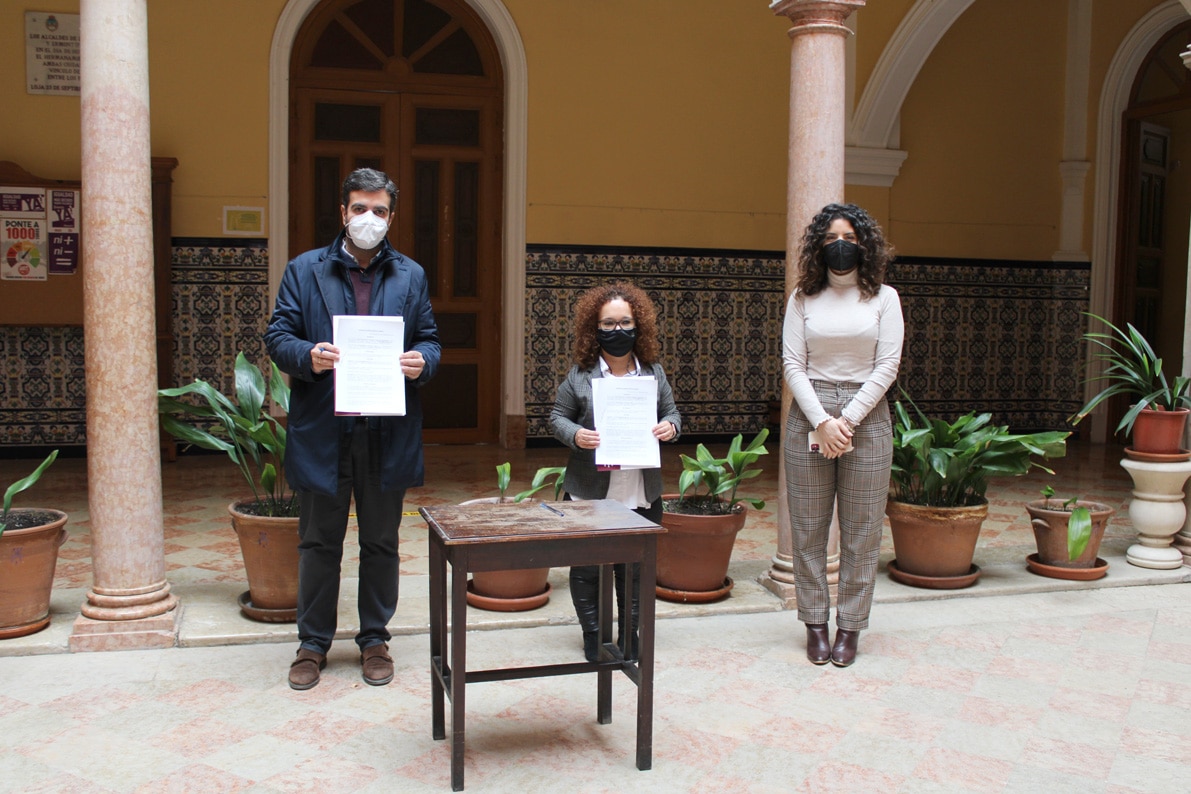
<box><xmin>615</xmin><ymin>563</ymin><xmax>641</xmax><ymax>661</ymax></box>
<box><xmin>569</xmin><ymin>565</ymin><xmax>600</xmax><ymax>662</ymax></box>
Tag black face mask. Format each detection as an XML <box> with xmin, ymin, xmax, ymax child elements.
<box><xmin>596</xmin><ymin>328</ymin><xmax>637</xmax><ymax>358</ymax></box>
<box><xmin>823</xmin><ymin>239</ymin><xmax>860</xmax><ymax>273</ymax></box>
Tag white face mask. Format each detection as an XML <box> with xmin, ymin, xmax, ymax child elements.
<box><xmin>345</xmin><ymin>211</ymin><xmax>390</xmax><ymax>250</ymax></box>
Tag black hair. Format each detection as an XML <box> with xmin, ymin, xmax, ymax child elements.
<box><xmin>795</xmin><ymin>203</ymin><xmax>893</xmax><ymax>299</ymax></box>
<box><xmin>341</xmin><ymin>168</ymin><xmax>399</xmax><ymax>212</ymax></box>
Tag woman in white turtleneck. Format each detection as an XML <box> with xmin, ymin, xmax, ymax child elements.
<box><xmin>782</xmin><ymin>203</ymin><xmax>904</xmax><ymax>668</ymax></box>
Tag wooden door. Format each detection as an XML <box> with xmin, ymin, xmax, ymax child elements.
<box><xmin>289</xmin><ymin>0</ymin><xmax>503</xmax><ymax>444</ymax></box>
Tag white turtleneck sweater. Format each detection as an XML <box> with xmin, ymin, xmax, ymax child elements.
<box><xmin>781</xmin><ymin>268</ymin><xmax>904</xmax><ymax>430</ymax></box>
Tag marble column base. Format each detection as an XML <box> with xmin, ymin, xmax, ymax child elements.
<box><xmin>760</xmin><ymin>554</ymin><xmax>839</xmax><ymax>608</ymax></box>
<box><xmin>1173</xmin><ymin>535</ymin><xmax>1191</xmax><ymax>567</ymax></box>
<box><xmin>69</xmin><ymin>601</ymin><xmax>180</xmax><ymax>652</ymax></box>
<box><xmin>1126</xmin><ymin>544</ymin><xmax>1185</xmax><ymax>570</ymax></box>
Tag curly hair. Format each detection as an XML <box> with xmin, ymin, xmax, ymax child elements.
<box><xmin>570</xmin><ymin>281</ymin><xmax>661</xmax><ymax>369</ymax></box>
<box><xmin>795</xmin><ymin>203</ymin><xmax>893</xmax><ymax>300</ymax></box>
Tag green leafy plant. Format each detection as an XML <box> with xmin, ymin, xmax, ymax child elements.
<box><xmin>490</xmin><ymin>463</ymin><xmax>566</xmax><ymax>503</ymax></box>
<box><xmin>1039</xmin><ymin>485</ymin><xmax>1093</xmax><ymax>561</ymax></box>
<box><xmin>158</xmin><ymin>353</ymin><xmax>297</xmax><ymax>517</ymax></box>
<box><xmin>669</xmin><ymin>430</ymin><xmax>769</xmax><ymax>516</ymax></box>
<box><xmin>890</xmin><ymin>397</ymin><xmax>1068</xmax><ymax>508</ymax></box>
<box><xmin>0</xmin><ymin>450</ymin><xmax>59</xmax><ymax>537</ymax></box>
<box><xmin>1071</xmin><ymin>312</ymin><xmax>1191</xmax><ymax>436</ymax></box>
<box><xmin>495</xmin><ymin>462</ymin><xmax>512</xmax><ymax>500</ymax></box>
<box><xmin>514</xmin><ymin>466</ymin><xmax>567</xmax><ymax>502</ymax></box>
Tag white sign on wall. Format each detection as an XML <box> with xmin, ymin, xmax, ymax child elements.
<box><xmin>26</xmin><ymin>12</ymin><xmax>80</xmax><ymax>96</ymax></box>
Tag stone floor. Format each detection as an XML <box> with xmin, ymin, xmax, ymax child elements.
<box><xmin>1</xmin><ymin>439</ymin><xmax>1190</xmax><ymax>791</ymax></box>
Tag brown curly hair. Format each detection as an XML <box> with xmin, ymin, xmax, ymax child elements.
<box><xmin>571</xmin><ymin>281</ymin><xmax>661</xmax><ymax>369</ymax></box>
<box><xmin>795</xmin><ymin>203</ymin><xmax>893</xmax><ymax>300</ymax></box>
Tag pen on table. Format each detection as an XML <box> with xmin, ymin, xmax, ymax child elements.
<box><xmin>539</xmin><ymin>501</ymin><xmax>564</xmax><ymax>517</ymax></box>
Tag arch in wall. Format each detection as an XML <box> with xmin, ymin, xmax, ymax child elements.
<box><xmin>1085</xmin><ymin>0</ymin><xmax>1190</xmax><ymax>440</ymax></box>
<box><xmin>268</xmin><ymin>0</ymin><xmax>528</xmax><ymax>444</ymax></box>
<box><xmin>849</xmin><ymin>0</ymin><xmax>975</xmax><ymax>149</ymax></box>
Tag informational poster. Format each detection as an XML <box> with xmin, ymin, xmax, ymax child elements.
<box><xmin>3</xmin><ymin>218</ymin><xmax>48</xmax><ymax>281</ymax></box>
<box><xmin>26</xmin><ymin>12</ymin><xmax>81</xmax><ymax>96</ymax></box>
<box><xmin>0</xmin><ymin>186</ymin><xmax>78</xmax><ymax>278</ymax></box>
<box><xmin>223</xmin><ymin>206</ymin><xmax>264</xmax><ymax>236</ymax></box>
<box><xmin>1</xmin><ymin>187</ymin><xmax>46</xmax><ymax>218</ymax></box>
<box><xmin>48</xmin><ymin>189</ymin><xmax>80</xmax><ymax>275</ymax></box>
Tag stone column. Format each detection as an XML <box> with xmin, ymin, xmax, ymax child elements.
<box><xmin>762</xmin><ymin>0</ymin><xmax>865</xmax><ymax>606</ymax></box>
<box><xmin>71</xmin><ymin>0</ymin><xmax>178</xmax><ymax>651</ymax></box>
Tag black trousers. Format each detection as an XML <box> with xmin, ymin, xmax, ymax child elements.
<box><xmin>297</xmin><ymin>421</ymin><xmax>405</xmax><ymax>654</ymax></box>
<box><xmin>569</xmin><ymin>498</ymin><xmax>662</xmax><ymax>641</ymax></box>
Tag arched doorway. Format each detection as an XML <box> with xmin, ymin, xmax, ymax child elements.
<box><xmin>1116</xmin><ymin>19</ymin><xmax>1191</xmax><ymax>379</ymax></box>
<box><xmin>290</xmin><ymin>0</ymin><xmax>505</xmax><ymax>444</ymax></box>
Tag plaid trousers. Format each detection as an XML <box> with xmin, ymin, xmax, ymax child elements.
<box><xmin>784</xmin><ymin>380</ymin><xmax>892</xmax><ymax>630</ymax></box>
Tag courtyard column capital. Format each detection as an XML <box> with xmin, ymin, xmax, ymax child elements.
<box><xmin>770</xmin><ymin>0</ymin><xmax>864</xmax><ymax>38</ymax></box>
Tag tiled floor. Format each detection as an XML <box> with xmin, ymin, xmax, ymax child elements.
<box><xmin>2</xmin><ymin>439</ymin><xmax>1191</xmax><ymax>791</ymax></box>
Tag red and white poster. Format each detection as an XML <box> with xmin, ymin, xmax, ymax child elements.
<box><xmin>3</xmin><ymin>218</ymin><xmax>48</xmax><ymax>281</ymax></box>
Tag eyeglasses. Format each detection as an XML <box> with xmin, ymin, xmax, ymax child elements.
<box><xmin>597</xmin><ymin>319</ymin><xmax>635</xmax><ymax>331</ymax></box>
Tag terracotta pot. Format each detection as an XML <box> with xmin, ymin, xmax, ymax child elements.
<box><xmin>471</xmin><ymin>567</ymin><xmax>551</xmax><ymax>599</ymax></box>
<box><xmin>460</xmin><ymin>497</ymin><xmax>551</xmax><ymax>610</ymax></box>
<box><xmin>229</xmin><ymin>501</ymin><xmax>300</xmax><ymax>619</ymax></box>
<box><xmin>0</xmin><ymin>509</ymin><xmax>68</xmax><ymax>639</ymax></box>
<box><xmin>886</xmin><ymin>500</ymin><xmax>988</xmax><ymax>578</ymax></box>
<box><xmin>1025</xmin><ymin>499</ymin><xmax>1113</xmax><ymax>569</ymax></box>
<box><xmin>1131</xmin><ymin>407</ymin><xmax>1190</xmax><ymax>455</ymax></box>
<box><xmin>657</xmin><ymin>497</ymin><xmax>748</xmax><ymax>593</ymax></box>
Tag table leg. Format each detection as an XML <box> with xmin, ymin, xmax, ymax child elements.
<box><xmin>429</xmin><ymin>537</ymin><xmax>446</xmax><ymax>741</ymax></box>
<box><xmin>451</xmin><ymin>554</ymin><xmax>468</xmax><ymax>791</ymax></box>
<box><xmin>636</xmin><ymin>539</ymin><xmax>656</xmax><ymax>771</ymax></box>
<box><xmin>597</xmin><ymin>562</ymin><xmax>613</xmax><ymax>724</ymax></box>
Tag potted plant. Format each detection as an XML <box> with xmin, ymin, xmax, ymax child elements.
<box><xmin>887</xmin><ymin>399</ymin><xmax>1068</xmax><ymax>588</ymax></box>
<box><xmin>158</xmin><ymin>352</ymin><xmax>299</xmax><ymax>621</ymax></box>
<box><xmin>461</xmin><ymin>463</ymin><xmax>566</xmax><ymax>611</ymax></box>
<box><xmin>657</xmin><ymin>429</ymin><xmax>768</xmax><ymax>602</ymax></box>
<box><xmin>1072</xmin><ymin>312</ymin><xmax>1191</xmax><ymax>457</ymax></box>
<box><xmin>0</xmin><ymin>450</ymin><xmax>66</xmax><ymax>639</ymax></box>
<box><xmin>1023</xmin><ymin>485</ymin><xmax>1114</xmax><ymax>580</ymax></box>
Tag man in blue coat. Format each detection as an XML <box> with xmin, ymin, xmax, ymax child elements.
<box><xmin>265</xmin><ymin>168</ymin><xmax>440</xmax><ymax>690</ymax></box>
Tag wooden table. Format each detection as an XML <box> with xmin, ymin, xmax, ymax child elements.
<box><xmin>421</xmin><ymin>499</ymin><xmax>664</xmax><ymax>791</ymax></box>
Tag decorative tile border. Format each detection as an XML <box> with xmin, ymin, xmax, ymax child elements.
<box><xmin>525</xmin><ymin>246</ymin><xmax>1091</xmax><ymax>439</ymax></box>
<box><xmin>0</xmin><ymin>242</ymin><xmax>1091</xmax><ymax>447</ymax></box>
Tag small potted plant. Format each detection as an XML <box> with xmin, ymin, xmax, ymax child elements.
<box><xmin>0</xmin><ymin>450</ymin><xmax>66</xmax><ymax>639</ymax></box>
<box><xmin>1023</xmin><ymin>485</ymin><xmax>1114</xmax><ymax>580</ymax></box>
<box><xmin>1071</xmin><ymin>312</ymin><xmax>1191</xmax><ymax>457</ymax></box>
<box><xmin>461</xmin><ymin>463</ymin><xmax>566</xmax><ymax>611</ymax></box>
<box><xmin>657</xmin><ymin>429</ymin><xmax>768</xmax><ymax>602</ymax></box>
<box><xmin>158</xmin><ymin>352</ymin><xmax>299</xmax><ymax>621</ymax></box>
<box><xmin>887</xmin><ymin>397</ymin><xmax>1068</xmax><ymax>588</ymax></box>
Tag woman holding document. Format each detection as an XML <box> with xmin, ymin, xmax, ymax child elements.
<box><xmin>550</xmin><ymin>281</ymin><xmax>682</xmax><ymax>663</ymax></box>
<box><xmin>782</xmin><ymin>203</ymin><xmax>903</xmax><ymax>668</ymax></box>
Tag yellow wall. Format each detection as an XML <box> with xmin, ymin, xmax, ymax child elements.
<box><xmin>890</xmin><ymin>0</ymin><xmax>1068</xmax><ymax>259</ymax></box>
<box><xmin>0</xmin><ymin>1</ymin><xmax>281</xmax><ymax>238</ymax></box>
<box><xmin>507</xmin><ymin>0</ymin><xmax>793</xmax><ymax>249</ymax></box>
<box><xmin>1</xmin><ymin>0</ymin><xmax>1185</xmax><ymax>264</ymax></box>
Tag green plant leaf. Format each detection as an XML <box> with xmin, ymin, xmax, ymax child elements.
<box><xmin>0</xmin><ymin>449</ymin><xmax>59</xmax><ymax>534</ymax></box>
<box><xmin>496</xmin><ymin>462</ymin><xmax>511</xmax><ymax>499</ymax></box>
<box><xmin>1068</xmin><ymin>506</ymin><xmax>1092</xmax><ymax>560</ymax></box>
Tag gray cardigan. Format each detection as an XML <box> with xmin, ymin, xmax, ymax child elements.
<box><xmin>549</xmin><ymin>362</ymin><xmax>682</xmax><ymax>502</ymax></box>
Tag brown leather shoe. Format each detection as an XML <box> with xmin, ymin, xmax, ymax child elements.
<box><xmin>831</xmin><ymin>628</ymin><xmax>859</xmax><ymax>668</ymax></box>
<box><xmin>288</xmin><ymin>648</ymin><xmax>327</xmax><ymax>690</ymax></box>
<box><xmin>806</xmin><ymin>623</ymin><xmax>830</xmax><ymax>665</ymax></box>
<box><xmin>361</xmin><ymin>643</ymin><xmax>394</xmax><ymax>686</ymax></box>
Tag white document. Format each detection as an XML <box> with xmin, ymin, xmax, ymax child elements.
<box><xmin>592</xmin><ymin>376</ymin><xmax>660</xmax><ymax>469</ymax></box>
<box><xmin>332</xmin><ymin>315</ymin><xmax>406</xmax><ymax>416</ymax></box>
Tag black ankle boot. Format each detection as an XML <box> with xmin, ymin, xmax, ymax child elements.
<box><xmin>582</xmin><ymin>630</ymin><xmax>599</xmax><ymax>662</ymax></box>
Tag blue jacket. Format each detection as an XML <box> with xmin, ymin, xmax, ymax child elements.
<box><xmin>264</xmin><ymin>232</ymin><xmax>441</xmax><ymax>495</ymax></box>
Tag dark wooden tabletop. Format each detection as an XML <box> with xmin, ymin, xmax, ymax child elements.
<box><xmin>420</xmin><ymin>499</ymin><xmax>662</xmax><ymax>545</ymax></box>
